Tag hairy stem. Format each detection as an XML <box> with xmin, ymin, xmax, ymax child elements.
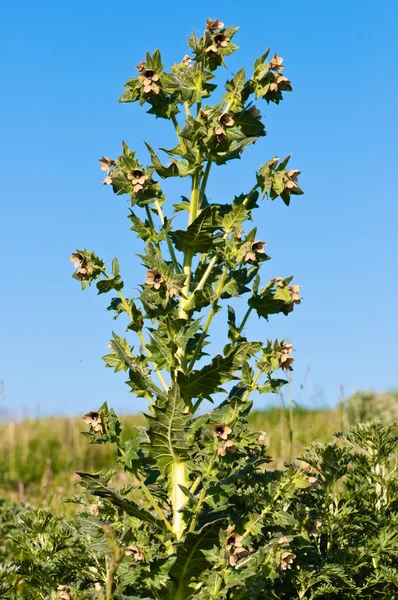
<box><xmin>199</xmin><ymin>159</ymin><xmax>212</xmax><ymax>206</ymax></box>
<box><xmin>136</xmin><ymin>473</ymin><xmax>174</xmax><ymax>534</ymax></box>
<box><xmin>154</xmin><ymin>200</ymin><xmax>180</xmax><ymax>273</ymax></box>
<box><xmin>188</xmin><ymin>268</ymin><xmax>228</xmax><ymax>373</ymax></box>
<box><xmin>189</xmin><ymin>447</ymin><xmax>218</xmax><ymax>532</ymax></box>
<box><xmin>171</xmin><ymin>114</ymin><xmax>186</xmax><ymax>154</ymax></box>
<box><xmin>172</xmin><ymin>461</ymin><xmax>187</xmax><ymax>540</ymax></box>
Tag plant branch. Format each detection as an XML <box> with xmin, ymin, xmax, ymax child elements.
<box><xmin>154</xmin><ymin>200</ymin><xmax>180</xmax><ymax>273</ymax></box>
<box><xmin>171</xmin><ymin>114</ymin><xmax>186</xmax><ymax>154</ymax></box>
<box><xmin>187</xmin><ymin>267</ymin><xmax>228</xmax><ymax>373</ymax></box>
<box><xmin>105</xmin><ymin>277</ymin><xmax>169</xmax><ymax>393</ymax></box>
<box><xmin>189</xmin><ymin>446</ymin><xmax>218</xmax><ymax>532</ymax></box>
<box><xmin>135</xmin><ymin>473</ymin><xmax>175</xmax><ymax>535</ymax></box>
<box><xmin>199</xmin><ymin>159</ymin><xmax>212</xmax><ymax>206</ymax></box>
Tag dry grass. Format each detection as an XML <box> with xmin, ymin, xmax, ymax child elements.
<box><xmin>0</xmin><ymin>408</ymin><xmax>343</xmax><ymax>511</ymax></box>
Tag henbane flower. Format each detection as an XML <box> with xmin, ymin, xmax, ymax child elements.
<box><xmin>125</xmin><ymin>545</ymin><xmax>145</xmax><ymax>562</ymax></box>
<box><xmin>213</xmin><ymin>423</ymin><xmax>232</xmax><ymax>440</ymax></box>
<box><xmin>279</xmin><ymin>551</ymin><xmax>296</xmax><ymax>570</ymax></box>
<box><xmin>279</xmin><ymin>339</ymin><xmax>294</xmax><ymax>371</ymax></box>
<box><xmin>127</xmin><ymin>168</ymin><xmax>148</xmax><ymax>194</ymax></box>
<box><xmin>70</xmin><ymin>252</ymin><xmax>84</xmax><ymax>269</ymax></box>
<box><xmin>138</xmin><ymin>66</ymin><xmax>160</xmax><ymax>95</ymax></box>
<box><xmin>145</xmin><ymin>269</ymin><xmax>164</xmax><ymax>289</ymax></box>
<box><xmin>206</xmin><ymin>33</ymin><xmax>230</xmax><ymax>54</ymax></box>
<box><xmin>206</xmin><ymin>18</ymin><xmax>224</xmax><ymax>31</ymax></box>
<box><xmin>270</xmin><ymin>53</ymin><xmax>284</xmax><ymax>72</ymax></box>
<box><xmin>84</xmin><ymin>411</ymin><xmax>103</xmax><ymax>433</ymax></box>
<box><xmin>244</xmin><ymin>240</ymin><xmax>266</xmax><ymax>262</ymax></box>
<box><xmin>98</xmin><ymin>156</ymin><xmax>115</xmax><ymax>171</ymax></box>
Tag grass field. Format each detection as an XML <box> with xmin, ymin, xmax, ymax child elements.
<box><xmin>0</xmin><ymin>391</ymin><xmax>396</xmax><ymax>511</ymax></box>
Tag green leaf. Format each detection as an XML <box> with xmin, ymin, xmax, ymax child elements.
<box><xmin>144</xmin><ymin>385</ymin><xmax>190</xmax><ymax>475</ymax></box>
<box><xmin>102</xmin><ymin>332</ymin><xmax>133</xmax><ymax>373</ymax></box>
<box><xmin>76</xmin><ymin>472</ymin><xmax>165</xmax><ymax>531</ymax></box>
<box><xmin>170</xmin><ymin>63</ymin><xmax>216</xmax><ymax>106</ymax></box>
<box><xmin>144</xmin><ymin>142</ymin><xmax>179</xmax><ymax>178</ymax></box>
<box><xmin>96</xmin><ymin>276</ymin><xmax>123</xmax><ymax>295</ymax></box>
<box><xmin>170</xmin><ymin>521</ymin><xmax>225</xmax><ymax>596</ymax></box>
<box><xmin>178</xmin><ymin>342</ymin><xmax>261</xmax><ymax>401</ymax></box>
<box><xmin>258</xmin><ymin>378</ymin><xmax>288</xmax><ymax>394</ymax></box>
<box><xmin>127</xmin><ymin>366</ymin><xmax>167</xmax><ymax>402</ymax></box>
<box><xmin>223</xmin><ymin>68</ymin><xmax>246</xmax><ymax>111</ymax></box>
<box><xmin>249</xmin><ymin>290</ymin><xmax>290</xmax><ymax>320</ymax></box>
<box><xmin>221</xmin><ymin>204</ymin><xmax>247</xmax><ymax>233</ymax></box>
<box><xmin>170</xmin><ymin>206</ymin><xmax>221</xmax><ymax>254</ymax></box>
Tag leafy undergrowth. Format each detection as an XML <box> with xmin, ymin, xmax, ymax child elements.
<box><xmin>1</xmin><ymin>421</ymin><xmax>398</xmax><ymax>599</ymax></box>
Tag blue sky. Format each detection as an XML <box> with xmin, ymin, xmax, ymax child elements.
<box><xmin>1</xmin><ymin>0</ymin><xmax>397</xmax><ymax>418</ymax></box>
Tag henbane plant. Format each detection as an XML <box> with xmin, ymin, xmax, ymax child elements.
<box><xmin>69</xmin><ymin>18</ymin><xmax>307</xmax><ymax>599</ymax></box>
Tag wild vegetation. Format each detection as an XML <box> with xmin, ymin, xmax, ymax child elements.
<box><xmin>1</xmin><ymin>17</ymin><xmax>398</xmax><ymax>600</ymax></box>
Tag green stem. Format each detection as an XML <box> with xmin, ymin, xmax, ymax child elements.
<box><xmin>154</xmin><ymin>200</ymin><xmax>180</xmax><ymax>273</ymax></box>
<box><xmin>241</xmin><ymin>367</ymin><xmax>265</xmax><ymax>404</ymax></box>
<box><xmin>189</xmin><ymin>169</ymin><xmax>201</xmax><ymax>225</ymax></box>
<box><xmin>171</xmin><ymin>114</ymin><xmax>186</xmax><ymax>154</ymax></box>
<box><xmin>287</xmin><ymin>378</ymin><xmax>294</xmax><ymax>464</ymax></box>
<box><xmin>136</xmin><ymin>473</ymin><xmax>174</xmax><ymax>534</ymax></box>
<box><xmin>145</xmin><ymin>205</ymin><xmax>161</xmax><ymax>255</ymax></box>
<box><xmin>212</xmin><ymin>574</ymin><xmax>223</xmax><ymax>598</ymax></box>
<box><xmin>187</xmin><ymin>268</ymin><xmax>228</xmax><ymax>373</ymax></box>
<box><xmin>193</xmin><ymin>255</ymin><xmax>218</xmax><ymax>293</ymax></box>
<box><xmin>242</xmin><ymin>489</ymin><xmax>282</xmax><ymax>540</ymax></box>
<box><xmin>198</xmin><ymin>160</ymin><xmax>212</xmax><ymax>206</ymax></box>
<box><xmin>172</xmin><ymin>462</ymin><xmax>187</xmax><ymax>540</ymax></box>
<box><xmin>188</xmin><ymin>183</ymin><xmax>260</xmax><ymax>299</ymax></box>
<box><xmin>177</xmin><ymin>168</ymin><xmax>201</xmax><ymax>326</ymax></box>
<box><xmin>136</xmin><ymin>330</ymin><xmax>169</xmax><ymax>392</ymax></box>
<box><xmin>237</xmin><ymin>306</ymin><xmax>253</xmax><ymax>339</ymax></box>
<box><xmin>189</xmin><ymin>447</ymin><xmax>217</xmax><ymax>532</ymax></box>
<box><xmin>105</xmin><ymin>557</ymin><xmax>115</xmax><ymax>600</ymax></box>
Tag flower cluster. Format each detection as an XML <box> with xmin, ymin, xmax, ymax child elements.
<box><xmin>213</xmin><ymin>423</ymin><xmax>237</xmax><ymax>455</ymax></box>
<box><xmin>225</xmin><ymin>525</ymin><xmax>248</xmax><ymax>566</ymax></box>
<box><xmin>279</xmin><ymin>339</ymin><xmax>294</xmax><ymax>371</ymax></box>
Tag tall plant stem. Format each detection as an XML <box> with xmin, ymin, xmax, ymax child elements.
<box><xmin>287</xmin><ymin>378</ymin><xmax>294</xmax><ymax>464</ymax></box>
<box><xmin>187</xmin><ymin>268</ymin><xmax>228</xmax><ymax>373</ymax></box>
<box><xmin>188</xmin><ymin>182</ymin><xmax>261</xmax><ymax>298</ymax></box>
<box><xmin>172</xmin><ymin>462</ymin><xmax>187</xmax><ymax>539</ymax></box>
<box><xmin>178</xmin><ymin>169</ymin><xmax>201</xmax><ymax>323</ymax></box>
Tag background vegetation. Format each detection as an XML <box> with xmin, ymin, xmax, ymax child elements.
<box><xmin>1</xmin><ymin>392</ymin><xmax>396</xmax><ymax>512</ymax></box>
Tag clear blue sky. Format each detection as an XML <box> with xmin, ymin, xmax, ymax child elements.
<box><xmin>1</xmin><ymin>0</ymin><xmax>397</xmax><ymax>418</ymax></box>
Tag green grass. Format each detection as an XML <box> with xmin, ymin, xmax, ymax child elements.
<box><xmin>0</xmin><ymin>407</ymin><xmax>343</xmax><ymax>511</ymax></box>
